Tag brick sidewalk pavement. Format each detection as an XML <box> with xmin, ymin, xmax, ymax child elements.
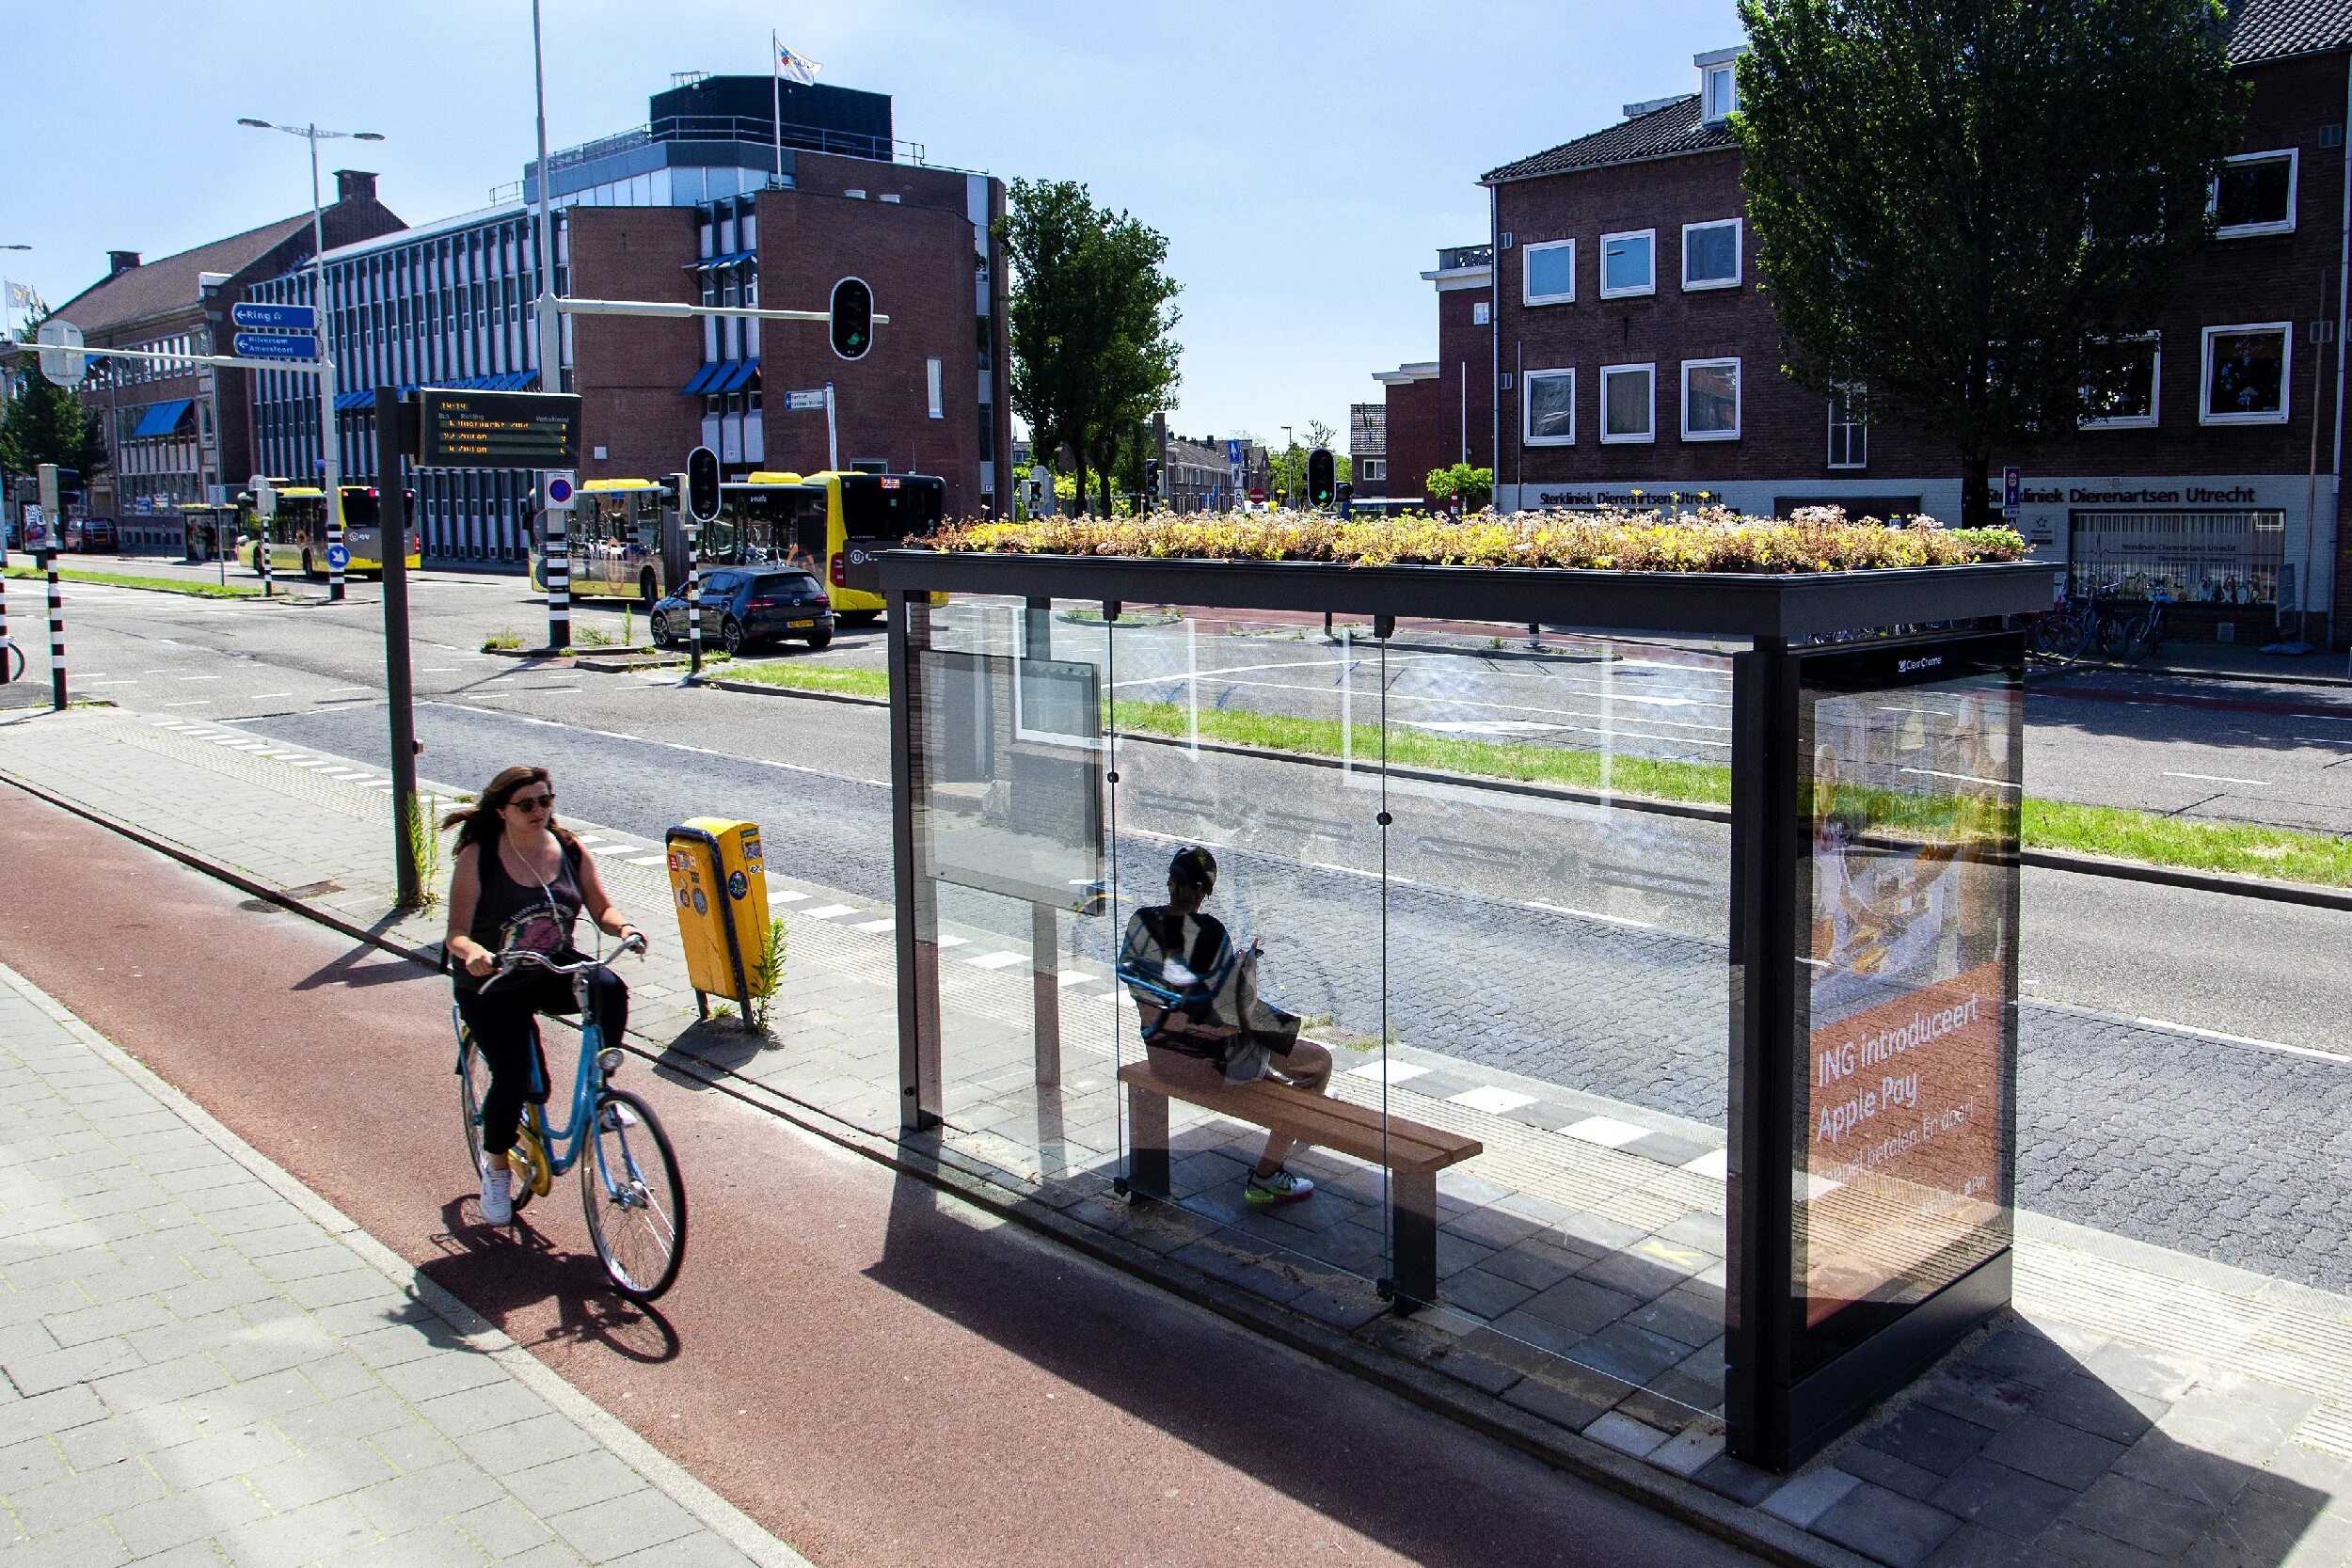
<box><xmin>0</xmin><ymin>956</ymin><xmax>805</xmax><ymax>1568</ymax></box>
<box><xmin>7</xmin><ymin>703</ymin><xmax>2352</xmax><ymax>1568</ymax></box>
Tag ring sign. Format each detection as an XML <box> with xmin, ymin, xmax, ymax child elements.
<box><xmin>542</xmin><ymin>470</ymin><xmax>578</xmax><ymax>512</ymax></box>
<box><xmin>326</xmin><ymin>543</ymin><xmax>351</xmax><ymax>571</ymax></box>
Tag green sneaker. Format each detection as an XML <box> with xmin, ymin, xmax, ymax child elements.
<box><xmin>1245</xmin><ymin>1167</ymin><xmax>1314</xmax><ymax>1205</ymax></box>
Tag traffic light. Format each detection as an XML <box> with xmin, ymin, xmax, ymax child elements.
<box><xmin>1307</xmin><ymin>448</ymin><xmax>1336</xmax><ymax>508</ymax></box>
<box><xmin>1336</xmin><ymin>480</ymin><xmax>1354</xmax><ymax>520</ymax></box>
<box><xmin>830</xmin><ymin>277</ymin><xmax>874</xmax><ymax>361</ymax></box>
<box><xmin>686</xmin><ymin>445</ymin><xmax>722</xmax><ymax>523</ymax></box>
<box><xmin>1144</xmin><ymin>458</ymin><xmax>1161</xmax><ymax>500</ymax></box>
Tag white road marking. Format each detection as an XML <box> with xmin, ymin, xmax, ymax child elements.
<box><xmin>1681</xmin><ymin>1148</ymin><xmax>1730</xmax><ymax>1180</ymax></box>
<box><xmin>322</xmin><ymin>687</ymin><xmax>372</xmax><ymax>696</ymax></box>
<box><xmin>1344</xmin><ymin>1059</ymin><xmax>1430</xmax><ymax>1085</ymax></box>
<box><xmin>935</xmin><ymin>934</ymin><xmax>970</xmax><ymax>949</ymax></box>
<box><xmin>967</xmin><ymin>951</ymin><xmax>1026</xmax><ymax>970</ymax></box>
<box><xmin>250</xmin><ymin>692</ymin><xmax>294</xmax><ymax>700</ymax></box>
<box><xmin>1057</xmin><ymin>972</ymin><xmax>1102</xmax><ymax>990</ymax></box>
<box><xmin>1526</xmin><ymin>900</ymin><xmax>1657</xmax><ymax>930</ymax></box>
<box><xmin>2162</xmin><ymin>770</ymin><xmax>2271</xmax><ymax>787</ymax></box>
<box><xmin>770</xmin><ymin>891</ymin><xmax>809</xmax><ymax>904</ymax></box>
<box><xmin>2027</xmin><ymin>997</ymin><xmax>2349</xmax><ymax>1066</ymax></box>
<box><xmin>164</xmin><ymin>701</ymin><xmax>211</xmax><ymax>708</ymax></box>
<box><xmin>851</xmin><ymin>918</ymin><xmax>895</xmax><ymax>933</ymax></box>
<box><xmin>176</xmin><ymin>674</ymin><xmax>222</xmax><ymax>682</ymax></box>
<box><xmin>627</xmin><ymin>855</ymin><xmax>667</xmax><ymax>866</ymax></box>
<box><xmin>433</xmin><ymin>702</ymin><xmax>891</xmax><ymax>789</ymax></box>
<box><xmin>801</xmin><ymin>904</ymin><xmax>858</xmax><ymax>920</ymax></box>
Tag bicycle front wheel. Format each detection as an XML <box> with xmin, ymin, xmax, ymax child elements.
<box><xmin>580</xmin><ymin>1088</ymin><xmax>686</xmax><ymax>1302</ymax></box>
<box><xmin>457</xmin><ymin>1033</ymin><xmax>534</xmax><ymax>1215</ymax></box>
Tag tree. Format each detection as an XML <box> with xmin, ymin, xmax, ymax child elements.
<box><xmin>0</xmin><ymin>304</ymin><xmax>108</xmax><ymax>486</ymax></box>
<box><xmin>998</xmin><ymin>178</ymin><xmax>1182</xmax><ymax>515</ymax></box>
<box><xmin>1424</xmin><ymin>463</ymin><xmax>1493</xmax><ymax>512</ymax></box>
<box><xmin>1736</xmin><ymin>0</ymin><xmax>2244</xmax><ymax>527</ymax></box>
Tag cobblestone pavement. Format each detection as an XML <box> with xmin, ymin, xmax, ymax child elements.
<box><xmin>10</xmin><ymin>704</ymin><xmax>2352</xmax><ymax>1568</ymax></box>
<box><xmin>0</xmin><ymin>958</ymin><xmax>801</xmax><ymax>1568</ymax></box>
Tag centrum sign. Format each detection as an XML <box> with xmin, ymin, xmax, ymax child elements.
<box><xmin>415</xmin><ymin>388</ymin><xmax>581</xmax><ymax>468</ymax></box>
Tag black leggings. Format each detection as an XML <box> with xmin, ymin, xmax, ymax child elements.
<box><xmin>456</xmin><ymin>967</ymin><xmax>629</xmax><ymax>1157</ymax></box>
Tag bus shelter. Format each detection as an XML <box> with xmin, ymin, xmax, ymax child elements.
<box><xmin>880</xmin><ymin>546</ymin><xmax>2049</xmax><ymax>1470</ymax></box>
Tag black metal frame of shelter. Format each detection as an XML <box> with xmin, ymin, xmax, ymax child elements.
<box><xmin>881</xmin><ymin>548</ymin><xmax>2050</xmax><ymax>1471</ymax></box>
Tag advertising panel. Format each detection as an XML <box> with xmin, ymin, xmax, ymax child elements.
<box><xmin>1793</xmin><ymin>636</ymin><xmax>2021</xmax><ymax>1370</ymax></box>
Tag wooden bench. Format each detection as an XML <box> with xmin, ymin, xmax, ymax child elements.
<box><xmin>1117</xmin><ymin>1062</ymin><xmax>1483</xmax><ymax>1307</ymax></box>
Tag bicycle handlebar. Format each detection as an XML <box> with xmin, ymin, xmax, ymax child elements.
<box><xmin>491</xmin><ymin>932</ymin><xmax>647</xmax><ymax>978</ymax></box>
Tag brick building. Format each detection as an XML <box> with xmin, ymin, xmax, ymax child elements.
<box><xmin>1348</xmin><ymin>403</ymin><xmax>1386</xmax><ymax>502</ymax></box>
<box><xmin>1484</xmin><ymin>5</ymin><xmax>2352</xmax><ymax>642</ymax></box>
<box><xmin>36</xmin><ymin>174</ymin><xmax>404</xmax><ymax>547</ymax></box>
<box><xmin>245</xmin><ymin>73</ymin><xmax>1009</xmax><ymax>568</ymax></box>
<box><xmin>1375</xmin><ymin>244</ymin><xmax>1493</xmax><ymax>509</ymax></box>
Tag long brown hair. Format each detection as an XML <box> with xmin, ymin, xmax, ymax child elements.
<box><xmin>441</xmin><ymin>765</ymin><xmax>577</xmax><ymax>856</ymax></box>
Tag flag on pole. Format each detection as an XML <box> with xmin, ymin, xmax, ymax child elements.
<box><xmin>3</xmin><ymin>282</ymin><xmax>33</xmax><ymax>311</ymax></box>
<box><xmin>776</xmin><ymin>40</ymin><xmax>821</xmax><ymax>85</ymax></box>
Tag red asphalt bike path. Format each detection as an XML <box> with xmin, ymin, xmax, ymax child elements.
<box><xmin>0</xmin><ymin>787</ymin><xmax>1759</xmax><ymax>1568</ymax></box>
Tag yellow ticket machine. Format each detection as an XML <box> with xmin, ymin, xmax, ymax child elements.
<box><xmin>664</xmin><ymin>817</ymin><xmax>771</xmax><ymax>1025</ymax></box>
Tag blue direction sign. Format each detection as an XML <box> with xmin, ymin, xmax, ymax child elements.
<box><xmin>230</xmin><ymin>302</ymin><xmax>316</xmax><ymax>332</ymax></box>
<box><xmin>233</xmin><ymin>331</ymin><xmax>318</xmax><ymax>362</ymax></box>
<box><xmin>326</xmin><ymin>543</ymin><xmax>351</xmax><ymax>571</ymax></box>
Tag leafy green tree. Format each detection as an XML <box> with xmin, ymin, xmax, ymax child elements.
<box><xmin>1736</xmin><ymin>0</ymin><xmax>2244</xmax><ymax>526</ymax></box>
<box><xmin>998</xmin><ymin>179</ymin><xmax>1183</xmax><ymax>515</ymax></box>
<box><xmin>1</xmin><ymin>305</ymin><xmax>108</xmax><ymax>486</ymax></box>
<box><xmin>1424</xmin><ymin>463</ymin><xmax>1493</xmax><ymax>512</ymax></box>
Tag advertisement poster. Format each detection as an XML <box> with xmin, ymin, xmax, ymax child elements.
<box><xmin>1798</xmin><ymin>655</ymin><xmax>2019</xmax><ymax>1334</ymax></box>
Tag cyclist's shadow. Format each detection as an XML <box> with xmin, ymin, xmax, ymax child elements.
<box><xmin>422</xmin><ymin>1196</ymin><xmax>680</xmax><ymax>1366</ymax></box>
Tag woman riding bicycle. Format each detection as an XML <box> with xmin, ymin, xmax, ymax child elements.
<box><xmin>443</xmin><ymin>765</ymin><xmax>644</xmax><ymax>1224</ymax></box>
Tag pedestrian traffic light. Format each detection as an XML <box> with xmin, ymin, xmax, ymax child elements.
<box><xmin>830</xmin><ymin>277</ymin><xmax>873</xmax><ymax>361</ymax></box>
<box><xmin>686</xmin><ymin>445</ymin><xmax>722</xmax><ymax>524</ymax></box>
<box><xmin>1308</xmin><ymin>448</ymin><xmax>1336</xmax><ymax>508</ymax></box>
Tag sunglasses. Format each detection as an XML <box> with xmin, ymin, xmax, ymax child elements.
<box><xmin>506</xmin><ymin>791</ymin><xmax>555</xmax><ymax>811</ymax></box>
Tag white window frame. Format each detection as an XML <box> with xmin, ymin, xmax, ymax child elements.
<box><xmin>1681</xmin><ymin>219</ymin><xmax>1742</xmax><ymax>290</ymax></box>
<box><xmin>2200</xmin><ymin>322</ymin><xmax>2292</xmax><ymax>426</ymax></box>
<box><xmin>2211</xmin><ymin>149</ymin><xmax>2298</xmax><ymax>239</ymax></box>
<box><xmin>1827</xmin><ymin>385</ymin><xmax>1868</xmax><ymax>469</ymax></box>
<box><xmin>1472</xmin><ymin>299</ymin><xmax>1491</xmax><ymax>325</ymax></box>
<box><xmin>1523</xmin><ymin>368</ymin><xmax>1577</xmax><ymax>446</ymax></box>
<box><xmin>1680</xmin><ymin>356</ymin><xmax>1742</xmax><ymax>441</ymax></box>
<box><xmin>1703</xmin><ymin>63</ymin><xmax>1738</xmax><ymax>124</ymax></box>
<box><xmin>2079</xmin><ymin>334</ymin><xmax>2162</xmax><ymax>430</ymax></box>
<box><xmin>1599</xmin><ymin>363</ymin><xmax>1656</xmax><ymax>444</ymax></box>
<box><xmin>1599</xmin><ymin>230</ymin><xmax>1657</xmax><ymax>298</ymax></box>
<box><xmin>1361</xmin><ymin>457</ymin><xmax>1385</xmax><ymax>481</ymax></box>
<box><xmin>1522</xmin><ymin>239</ymin><xmax>1575</xmax><ymax>306</ymax></box>
<box><xmin>927</xmin><ymin>357</ymin><xmax>944</xmax><ymax>419</ymax></box>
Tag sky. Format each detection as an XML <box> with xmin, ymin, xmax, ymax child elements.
<box><xmin>2</xmin><ymin>0</ymin><xmax>1744</xmax><ymax>447</ymax></box>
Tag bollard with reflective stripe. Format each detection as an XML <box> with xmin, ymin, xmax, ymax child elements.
<box><xmin>328</xmin><ymin>515</ymin><xmax>345</xmax><ymax>604</ymax></box>
<box><xmin>260</xmin><ymin>537</ymin><xmax>273</xmax><ymax>599</ymax></box>
<box><xmin>0</xmin><ymin>558</ymin><xmax>10</xmax><ymax>686</ymax></box>
<box><xmin>685</xmin><ymin>553</ymin><xmax>702</xmax><ymax>680</ymax></box>
<box><xmin>546</xmin><ymin>508</ymin><xmax>570</xmax><ymax>650</ymax></box>
<box><xmin>45</xmin><ymin>551</ymin><xmax>65</xmax><ymax>710</ymax></box>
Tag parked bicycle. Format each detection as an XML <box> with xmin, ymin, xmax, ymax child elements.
<box><xmin>2023</xmin><ymin>593</ymin><xmax>2093</xmax><ymax>666</ymax></box>
<box><xmin>453</xmin><ymin>936</ymin><xmax>688</xmax><ymax>1302</ymax></box>
<box><xmin>2091</xmin><ymin>587</ymin><xmax>2170</xmax><ymax>665</ymax></box>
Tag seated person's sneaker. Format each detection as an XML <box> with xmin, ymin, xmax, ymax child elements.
<box><xmin>1245</xmin><ymin>1166</ymin><xmax>1314</xmax><ymax>1205</ymax></box>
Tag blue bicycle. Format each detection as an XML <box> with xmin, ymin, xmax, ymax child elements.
<box><xmin>453</xmin><ymin>937</ymin><xmax>688</xmax><ymax>1302</ymax></box>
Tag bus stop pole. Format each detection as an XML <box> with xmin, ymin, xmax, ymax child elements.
<box><xmin>376</xmin><ymin>386</ymin><xmax>423</xmax><ymax>908</ymax></box>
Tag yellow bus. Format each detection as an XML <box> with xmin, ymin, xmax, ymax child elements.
<box><xmin>531</xmin><ymin>478</ymin><xmax>675</xmax><ymax>605</ymax></box>
<box><xmin>718</xmin><ymin>469</ymin><xmax>944</xmax><ymax>624</ymax></box>
<box><xmin>238</xmin><ymin>483</ymin><xmax>421</xmax><ymax>578</ymax></box>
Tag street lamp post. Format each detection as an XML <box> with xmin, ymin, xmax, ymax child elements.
<box><xmin>238</xmin><ymin>119</ymin><xmax>384</xmax><ymax>605</ymax></box>
<box><xmin>531</xmin><ymin>0</ymin><xmax>568</xmax><ymax>651</ymax></box>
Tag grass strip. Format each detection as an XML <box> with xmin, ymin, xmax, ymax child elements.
<box><xmin>4</xmin><ymin>563</ymin><xmax>261</xmax><ymax>599</ymax></box>
<box><xmin>730</xmin><ymin>662</ymin><xmax>2352</xmax><ymax>887</ymax></box>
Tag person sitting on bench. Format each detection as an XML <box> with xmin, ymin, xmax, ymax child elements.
<box><xmin>1117</xmin><ymin>846</ymin><xmax>1335</xmax><ymax>1205</ymax></box>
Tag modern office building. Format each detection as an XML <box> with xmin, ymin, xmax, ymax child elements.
<box><xmin>39</xmin><ymin>174</ymin><xmax>404</xmax><ymax>547</ymax></box>
<box><xmin>245</xmin><ymin>71</ymin><xmax>1009</xmax><ymax>568</ymax></box>
<box><xmin>1483</xmin><ymin>4</ymin><xmax>2352</xmax><ymax>642</ymax></box>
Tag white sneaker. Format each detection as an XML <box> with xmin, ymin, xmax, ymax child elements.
<box><xmin>479</xmin><ymin>1153</ymin><xmax>513</xmax><ymax>1225</ymax></box>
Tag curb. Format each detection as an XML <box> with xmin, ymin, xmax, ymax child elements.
<box><xmin>0</xmin><ymin>957</ymin><xmax>815</xmax><ymax>1568</ymax></box>
<box><xmin>2017</xmin><ymin>846</ymin><xmax>2352</xmax><ymax>911</ymax></box>
<box><xmin>0</xmin><ymin>764</ymin><xmax>1865</xmax><ymax>1568</ymax></box>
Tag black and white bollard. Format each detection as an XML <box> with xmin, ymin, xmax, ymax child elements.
<box><xmin>685</xmin><ymin>551</ymin><xmax>702</xmax><ymax>681</ymax></box>
<box><xmin>44</xmin><ymin>549</ymin><xmax>65</xmax><ymax>710</ymax></box>
<box><xmin>545</xmin><ymin>507</ymin><xmax>570</xmax><ymax>651</ymax></box>
<box><xmin>0</xmin><ymin>555</ymin><xmax>11</xmax><ymax>687</ymax></box>
<box><xmin>260</xmin><ymin>535</ymin><xmax>273</xmax><ymax>599</ymax></box>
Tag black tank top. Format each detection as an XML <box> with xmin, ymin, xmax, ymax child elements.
<box><xmin>458</xmin><ymin>834</ymin><xmax>584</xmax><ymax>993</ymax></box>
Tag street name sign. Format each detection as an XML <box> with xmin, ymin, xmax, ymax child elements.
<box><xmin>231</xmin><ymin>302</ymin><xmax>316</xmax><ymax>332</ymax></box>
<box><xmin>783</xmin><ymin>389</ymin><xmax>828</xmax><ymax>411</ymax></box>
<box><xmin>416</xmin><ymin>389</ymin><xmax>582</xmax><ymax>468</ymax></box>
<box><xmin>233</xmin><ymin>331</ymin><xmax>318</xmax><ymax>361</ymax></box>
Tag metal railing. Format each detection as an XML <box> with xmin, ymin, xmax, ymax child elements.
<box><xmin>1436</xmin><ymin>244</ymin><xmax>1493</xmax><ymax>272</ymax></box>
<box><xmin>538</xmin><ymin>116</ymin><xmax>920</xmax><ymax>178</ymax></box>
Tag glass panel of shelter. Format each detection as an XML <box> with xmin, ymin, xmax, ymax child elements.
<box><xmin>1370</xmin><ymin>621</ymin><xmax>1733</xmax><ymax>1422</ymax></box>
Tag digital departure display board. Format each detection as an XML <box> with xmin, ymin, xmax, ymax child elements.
<box><xmin>416</xmin><ymin>389</ymin><xmax>581</xmax><ymax>469</ymax></box>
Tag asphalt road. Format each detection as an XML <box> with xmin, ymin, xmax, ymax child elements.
<box><xmin>0</xmin><ymin>788</ymin><xmax>1761</xmax><ymax>1568</ymax></box>
<box><xmin>20</xmin><ymin>570</ymin><xmax>2352</xmax><ymax>1291</ymax></box>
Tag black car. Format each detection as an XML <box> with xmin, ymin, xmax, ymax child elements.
<box><xmin>652</xmin><ymin>567</ymin><xmax>834</xmax><ymax>654</ymax></box>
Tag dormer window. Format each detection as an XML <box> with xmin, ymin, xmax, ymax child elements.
<box><xmin>1696</xmin><ymin>47</ymin><xmax>1746</xmax><ymax>125</ymax></box>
